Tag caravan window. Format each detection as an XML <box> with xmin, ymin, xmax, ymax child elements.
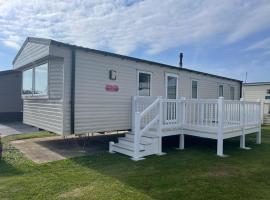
<box><xmin>22</xmin><ymin>62</ymin><xmax>48</xmax><ymax>96</ymax></box>
<box><xmin>138</xmin><ymin>71</ymin><xmax>151</xmax><ymax>96</ymax></box>
<box><xmin>230</xmin><ymin>86</ymin><xmax>235</xmax><ymax>100</ymax></box>
<box><xmin>34</xmin><ymin>63</ymin><xmax>48</xmax><ymax>95</ymax></box>
<box><xmin>22</xmin><ymin>69</ymin><xmax>33</xmax><ymax>95</ymax></box>
<box><xmin>166</xmin><ymin>74</ymin><xmax>178</xmax><ymax>99</ymax></box>
<box><xmin>191</xmin><ymin>80</ymin><xmax>198</xmax><ymax>99</ymax></box>
<box><xmin>218</xmin><ymin>85</ymin><xmax>224</xmax><ymax>97</ymax></box>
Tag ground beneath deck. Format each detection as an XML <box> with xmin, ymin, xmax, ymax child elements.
<box><xmin>11</xmin><ymin>133</ymin><xmax>124</xmax><ymax>164</ymax></box>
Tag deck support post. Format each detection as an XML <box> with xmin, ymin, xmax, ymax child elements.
<box><xmin>240</xmin><ymin>134</ymin><xmax>245</xmax><ymax>149</ymax></box>
<box><xmin>256</xmin><ymin>129</ymin><xmax>261</xmax><ymax>144</ymax></box>
<box><xmin>179</xmin><ymin>134</ymin><xmax>185</xmax><ymax>150</ymax></box>
<box><xmin>217</xmin><ymin>97</ymin><xmax>225</xmax><ymax>157</ymax></box>
<box><xmin>176</xmin><ymin>97</ymin><xmax>186</xmax><ymax>151</ymax></box>
<box><xmin>109</xmin><ymin>141</ymin><xmax>115</xmax><ymax>153</ymax></box>
<box><xmin>256</xmin><ymin>100</ymin><xmax>262</xmax><ymax>144</ymax></box>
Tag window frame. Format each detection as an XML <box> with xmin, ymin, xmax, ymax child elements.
<box><xmin>191</xmin><ymin>79</ymin><xmax>198</xmax><ymax>99</ymax></box>
<box><xmin>22</xmin><ymin>61</ymin><xmax>49</xmax><ymax>98</ymax></box>
<box><xmin>218</xmin><ymin>84</ymin><xmax>224</xmax><ymax>97</ymax></box>
<box><xmin>165</xmin><ymin>73</ymin><xmax>178</xmax><ymax>99</ymax></box>
<box><xmin>137</xmin><ymin>70</ymin><xmax>152</xmax><ymax>96</ymax></box>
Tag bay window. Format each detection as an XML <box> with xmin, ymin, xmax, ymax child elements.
<box><xmin>34</xmin><ymin>63</ymin><xmax>48</xmax><ymax>95</ymax></box>
<box><xmin>22</xmin><ymin>68</ymin><xmax>33</xmax><ymax>95</ymax></box>
<box><xmin>22</xmin><ymin>62</ymin><xmax>48</xmax><ymax>96</ymax></box>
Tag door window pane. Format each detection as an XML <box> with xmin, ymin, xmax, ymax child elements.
<box><xmin>22</xmin><ymin>69</ymin><xmax>33</xmax><ymax>95</ymax></box>
<box><xmin>192</xmin><ymin>80</ymin><xmax>198</xmax><ymax>99</ymax></box>
<box><xmin>219</xmin><ymin>85</ymin><xmax>224</xmax><ymax>97</ymax></box>
<box><xmin>34</xmin><ymin>63</ymin><xmax>48</xmax><ymax>95</ymax></box>
<box><xmin>230</xmin><ymin>86</ymin><xmax>235</xmax><ymax>100</ymax></box>
<box><xmin>167</xmin><ymin>76</ymin><xmax>177</xmax><ymax>99</ymax></box>
<box><xmin>138</xmin><ymin>72</ymin><xmax>151</xmax><ymax>96</ymax></box>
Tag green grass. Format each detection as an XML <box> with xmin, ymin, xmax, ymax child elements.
<box><xmin>1</xmin><ymin>127</ymin><xmax>270</xmax><ymax>200</ymax></box>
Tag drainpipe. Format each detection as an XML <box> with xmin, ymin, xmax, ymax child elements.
<box><xmin>70</xmin><ymin>46</ymin><xmax>76</xmax><ymax>134</ymax></box>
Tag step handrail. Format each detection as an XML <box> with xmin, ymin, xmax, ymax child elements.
<box><xmin>141</xmin><ymin>114</ymin><xmax>159</xmax><ymax>135</ymax></box>
<box><xmin>140</xmin><ymin>98</ymin><xmax>160</xmax><ymax>118</ymax></box>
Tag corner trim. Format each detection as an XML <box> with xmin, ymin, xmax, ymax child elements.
<box><xmin>70</xmin><ymin>46</ymin><xmax>76</xmax><ymax>134</ymax></box>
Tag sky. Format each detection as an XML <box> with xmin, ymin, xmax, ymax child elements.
<box><xmin>0</xmin><ymin>0</ymin><xmax>269</xmax><ymax>82</ymax></box>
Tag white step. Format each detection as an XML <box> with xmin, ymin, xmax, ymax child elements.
<box><xmin>119</xmin><ymin>137</ymin><xmax>152</xmax><ymax>145</ymax></box>
<box><xmin>118</xmin><ymin>138</ymin><xmax>150</xmax><ymax>148</ymax></box>
<box><xmin>111</xmin><ymin>143</ymin><xmax>145</xmax><ymax>157</ymax></box>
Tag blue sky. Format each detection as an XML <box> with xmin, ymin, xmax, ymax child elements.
<box><xmin>0</xmin><ymin>0</ymin><xmax>270</xmax><ymax>82</ymax></box>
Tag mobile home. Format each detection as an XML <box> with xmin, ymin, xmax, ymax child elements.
<box><xmin>13</xmin><ymin>37</ymin><xmax>261</xmax><ymax>160</ymax></box>
<box><xmin>243</xmin><ymin>82</ymin><xmax>270</xmax><ymax>125</ymax></box>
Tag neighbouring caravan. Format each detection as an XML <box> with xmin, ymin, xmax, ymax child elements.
<box><xmin>243</xmin><ymin>82</ymin><xmax>270</xmax><ymax>125</ymax></box>
<box><xmin>0</xmin><ymin>70</ymin><xmax>22</xmax><ymax>122</ymax></box>
<box><xmin>12</xmin><ymin>37</ymin><xmax>242</xmax><ymax>136</ymax></box>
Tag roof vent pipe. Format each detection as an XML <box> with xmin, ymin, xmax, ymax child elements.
<box><xmin>179</xmin><ymin>52</ymin><xmax>183</xmax><ymax>68</ymax></box>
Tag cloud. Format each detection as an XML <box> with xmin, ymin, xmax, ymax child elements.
<box><xmin>2</xmin><ymin>40</ymin><xmax>20</xmax><ymax>49</ymax></box>
<box><xmin>245</xmin><ymin>37</ymin><xmax>270</xmax><ymax>51</ymax></box>
<box><xmin>0</xmin><ymin>0</ymin><xmax>270</xmax><ymax>55</ymax></box>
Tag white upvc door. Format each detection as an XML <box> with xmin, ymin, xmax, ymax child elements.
<box><xmin>165</xmin><ymin>73</ymin><xmax>179</xmax><ymax>124</ymax></box>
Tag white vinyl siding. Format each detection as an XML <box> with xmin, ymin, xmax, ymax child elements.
<box><xmin>72</xmin><ymin>50</ymin><xmax>241</xmax><ymax>134</ymax></box>
<box><xmin>13</xmin><ymin>41</ymin><xmax>49</xmax><ymax>69</ymax></box>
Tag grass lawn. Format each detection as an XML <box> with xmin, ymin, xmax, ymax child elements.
<box><xmin>1</xmin><ymin>127</ymin><xmax>270</xmax><ymax>200</ymax></box>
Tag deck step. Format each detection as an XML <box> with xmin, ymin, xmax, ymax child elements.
<box><xmin>111</xmin><ymin>143</ymin><xmax>145</xmax><ymax>157</ymax></box>
<box><xmin>119</xmin><ymin>137</ymin><xmax>152</xmax><ymax>146</ymax></box>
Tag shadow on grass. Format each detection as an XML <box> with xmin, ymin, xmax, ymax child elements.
<box><xmin>0</xmin><ymin>159</ymin><xmax>22</xmax><ymax>177</ymax></box>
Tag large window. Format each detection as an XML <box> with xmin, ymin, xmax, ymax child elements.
<box><xmin>191</xmin><ymin>80</ymin><xmax>198</xmax><ymax>99</ymax></box>
<box><xmin>138</xmin><ymin>71</ymin><xmax>151</xmax><ymax>96</ymax></box>
<box><xmin>22</xmin><ymin>68</ymin><xmax>33</xmax><ymax>95</ymax></box>
<box><xmin>218</xmin><ymin>85</ymin><xmax>224</xmax><ymax>97</ymax></box>
<box><xmin>267</xmin><ymin>89</ymin><xmax>270</xmax><ymax>94</ymax></box>
<box><xmin>22</xmin><ymin>63</ymin><xmax>48</xmax><ymax>96</ymax></box>
<box><xmin>230</xmin><ymin>86</ymin><xmax>235</xmax><ymax>100</ymax></box>
<box><xmin>166</xmin><ymin>74</ymin><xmax>178</xmax><ymax>99</ymax></box>
<box><xmin>34</xmin><ymin>63</ymin><xmax>48</xmax><ymax>95</ymax></box>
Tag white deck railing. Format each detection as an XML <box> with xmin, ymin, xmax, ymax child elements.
<box><xmin>132</xmin><ymin>96</ymin><xmax>261</xmax><ymax>158</ymax></box>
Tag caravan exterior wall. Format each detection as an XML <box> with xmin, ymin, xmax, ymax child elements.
<box><xmin>13</xmin><ymin>38</ymin><xmax>241</xmax><ymax>135</ymax></box>
<box><xmin>71</xmin><ymin>50</ymin><xmax>241</xmax><ymax>134</ymax></box>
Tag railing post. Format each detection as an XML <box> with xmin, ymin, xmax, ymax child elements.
<box><xmin>217</xmin><ymin>97</ymin><xmax>224</xmax><ymax>156</ymax></box>
<box><xmin>257</xmin><ymin>99</ymin><xmax>262</xmax><ymax>144</ymax></box>
<box><xmin>157</xmin><ymin>96</ymin><xmax>166</xmax><ymax>155</ymax></box>
<box><xmin>132</xmin><ymin>112</ymin><xmax>142</xmax><ymax>161</ymax></box>
<box><xmin>240</xmin><ymin>98</ymin><xmax>247</xmax><ymax>149</ymax></box>
<box><xmin>179</xmin><ymin>97</ymin><xmax>186</xmax><ymax>150</ymax></box>
<box><xmin>131</xmin><ymin>96</ymin><xmax>137</xmax><ymax>134</ymax></box>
